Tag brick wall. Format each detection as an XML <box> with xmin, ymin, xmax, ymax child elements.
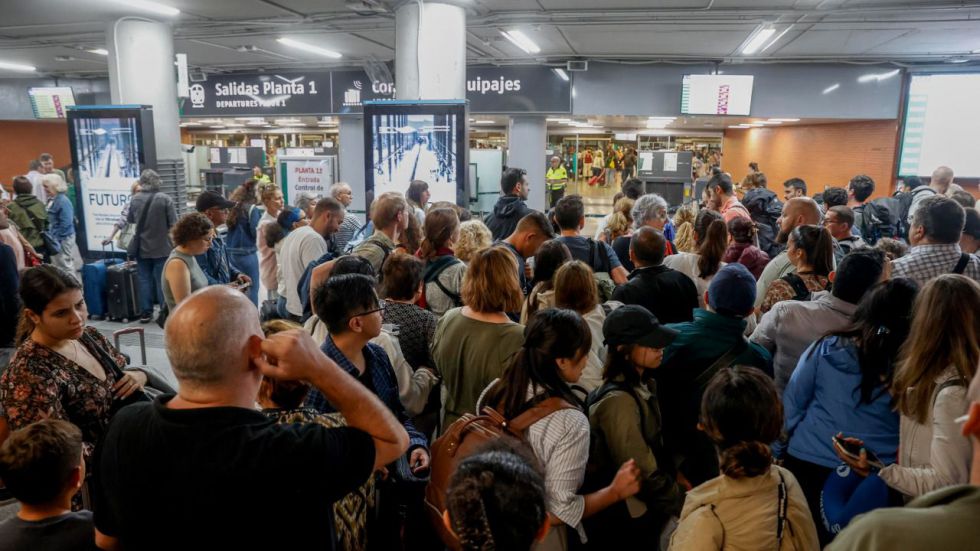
<box><xmin>722</xmin><ymin>120</ymin><xmax>901</xmax><ymax>200</ymax></box>
<box><xmin>0</xmin><ymin>120</ymin><xmax>71</xmax><ymax>193</ymax></box>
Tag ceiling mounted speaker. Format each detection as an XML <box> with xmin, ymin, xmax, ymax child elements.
<box><xmin>566</xmin><ymin>60</ymin><xmax>588</xmax><ymax>72</ymax></box>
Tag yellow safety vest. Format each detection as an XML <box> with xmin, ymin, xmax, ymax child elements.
<box><xmin>546</xmin><ymin>166</ymin><xmax>568</xmax><ymax>190</ymax></box>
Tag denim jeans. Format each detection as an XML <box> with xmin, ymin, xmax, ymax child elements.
<box><xmin>137</xmin><ymin>256</ymin><xmax>167</xmax><ymax>317</ymax></box>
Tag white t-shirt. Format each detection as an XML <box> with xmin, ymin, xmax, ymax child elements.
<box><xmin>276</xmin><ymin>225</ymin><xmax>327</xmax><ymax>316</ymax></box>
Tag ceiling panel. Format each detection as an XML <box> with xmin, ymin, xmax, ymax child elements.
<box><xmin>774</xmin><ymin>29</ymin><xmax>915</xmax><ymax>55</ymax></box>
<box><xmin>562</xmin><ymin>25</ymin><xmax>754</xmax><ymax>56</ymax></box>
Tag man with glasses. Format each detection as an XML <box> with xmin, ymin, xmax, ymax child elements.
<box><xmin>824</xmin><ymin>205</ymin><xmax>866</xmax><ymax>256</ymax></box>
<box><xmin>195</xmin><ymin>190</ymin><xmax>251</xmax><ymax>290</ymax></box>
<box><xmin>484</xmin><ymin>167</ymin><xmax>535</xmax><ymax>241</ymax></box>
<box><xmin>306</xmin><ymin>273</ymin><xmax>430</xmax><ymax>544</ymax></box>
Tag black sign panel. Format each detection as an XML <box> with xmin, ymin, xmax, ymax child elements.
<box><xmin>184</xmin><ymin>71</ymin><xmax>331</xmax><ymax>116</ymax></box>
<box><xmin>466</xmin><ymin>66</ymin><xmax>571</xmax><ymax>113</ymax></box>
<box><xmin>180</xmin><ymin>66</ymin><xmax>571</xmax><ymax>116</ymax></box>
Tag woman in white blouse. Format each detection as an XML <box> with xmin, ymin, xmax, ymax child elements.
<box><xmin>476</xmin><ymin>308</ymin><xmax>640</xmax><ymax>550</ymax></box>
<box><xmin>838</xmin><ymin>275</ymin><xmax>979</xmax><ymax>498</ymax></box>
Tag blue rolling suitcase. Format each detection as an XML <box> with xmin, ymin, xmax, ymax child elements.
<box><xmin>82</xmin><ymin>245</ymin><xmax>123</xmax><ymax>319</ymax></box>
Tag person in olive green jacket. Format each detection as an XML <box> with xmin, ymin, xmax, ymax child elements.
<box><xmin>5</xmin><ymin>176</ymin><xmax>47</xmax><ymax>251</ymax></box>
<box><xmin>586</xmin><ymin>305</ymin><xmax>684</xmax><ymax>548</ymax></box>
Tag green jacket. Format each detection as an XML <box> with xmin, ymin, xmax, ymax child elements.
<box><xmin>658</xmin><ymin>309</ymin><xmax>773</xmax><ymax>484</ymax></box>
<box><xmin>7</xmin><ymin>194</ymin><xmax>47</xmax><ymax>249</ymax></box>
<box><xmin>587</xmin><ymin>375</ymin><xmax>683</xmax><ymax>517</ymax></box>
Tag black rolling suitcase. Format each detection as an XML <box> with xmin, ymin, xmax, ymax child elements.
<box><xmin>107</xmin><ymin>261</ymin><xmax>141</xmax><ymax>323</ymax></box>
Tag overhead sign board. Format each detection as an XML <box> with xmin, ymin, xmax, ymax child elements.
<box><xmin>182</xmin><ymin>66</ymin><xmax>571</xmax><ymax>117</ymax></box>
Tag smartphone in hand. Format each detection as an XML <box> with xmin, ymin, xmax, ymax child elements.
<box><xmin>833</xmin><ymin>435</ymin><xmax>884</xmax><ymax>470</ymax></box>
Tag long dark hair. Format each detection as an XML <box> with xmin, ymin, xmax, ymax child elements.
<box><xmin>484</xmin><ymin>309</ymin><xmax>590</xmax><ymax>419</ymax></box>
<box><xmin>829</xmin><ymin>278</ymin><xmax>919</xmax><ymax>405</ymax></box>
<box><xmin>602</xmin><ymin>343</ymin><xmax>643</xmax><ymax>388</ymax></box>
<box><xmin>16</xmin><ymin>266</ymin><xmax>82</xmax><ymax>344</ymax></box>
<box><xmin>695</xmin><ymin>209</ymin><xmax>727</xmax><ymax>278</ymax></box>
<box><xmin>524</xmin><ymin>240</ymin><xmax>572</xmax><ymax>318</ymax></box>
<box><xmin>418</xmin><ymin>207</ymin><xmax>460</xmax><ymax>261</ymax></box>
<box><xmin>407</xmin><ymin>180</ymin><xmax>429</xmax><ymax>209</ymax></box>
<box><xmin>701</xmin><ymin>366</ymin><xmax>782</xmax><ymax>479</ymax></box>
<box><xmin>790</xmin><ymin>224</ymin><xmax>834</xmax><ymax>277</ymax></box>
<box><xmin>227</xmin><ymin>179</ymin><xmax>258</xmax><ymax>230</ymax></box>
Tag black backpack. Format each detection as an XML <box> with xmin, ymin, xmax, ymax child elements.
<box><xmin>893</xmin><ymin>187</ymin><xmax>936</xmax><ymax>240</ymax></box>
<box><xmin>855</xmin><ymin>199</ymin><xmax>900</xmax><ymax>246</ymax></box>
<box><xmin>743</xmin><ymin>189</ymin><xmax>784</xmax><ymax>257</ymax></box>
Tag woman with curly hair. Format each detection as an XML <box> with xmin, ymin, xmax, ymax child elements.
<box><xmin>455</xmin><ymin>220</ymin><xmax>493</xmax><ymax>263</ymax></box>
<box><xmin>161</xmin><ymin>213</ymin><xmax>214</xmax><ymax>310</ymax></box>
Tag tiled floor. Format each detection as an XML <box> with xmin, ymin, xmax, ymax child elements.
<box><xmin>567</xmin><ymin>176</ymin><xmax>619</xmax><ymax>236</ymax></box>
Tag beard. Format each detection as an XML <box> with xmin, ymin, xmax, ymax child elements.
<box><xmin>776</xmin><ymin>228</ymin><xmax>791</xmax><ymax>244</ymax></box>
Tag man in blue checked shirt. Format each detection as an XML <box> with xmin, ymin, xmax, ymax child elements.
<box><xmin>305</xmin><ymin>272</ymin><xmax>430</xmax><ymax>469</ymax></box>
<box><xmin>194</xmin><ymin>190</ymin><xmax>252</xmax><ymax>289</ymax></box>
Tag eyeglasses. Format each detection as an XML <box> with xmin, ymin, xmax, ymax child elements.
<box><xmin>200</xmin><ymin>234</ymin><xmax>215</xmax><ymax>243</ymax></box>
<box><xmin>347</xmin><ymin>299</ymin><xmax>386</xmax><ymax>321</ymax></box>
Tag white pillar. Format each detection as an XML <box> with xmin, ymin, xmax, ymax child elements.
<box><xmin>394</xmin><ymin>2</ymin><xmax>466</xmax><ymax>100</ymax></box>
<box><xmin>106</xmin><ymin>18</ymin><xmax>181</xmax><ymax>159</ymax></box>
<box><xmin>508</xmin><ymin>116</ymin><xmax>548</xmax><ymax>212</ymax></box>
<box><xmin>339</xmin><ymin>116</ymin><xmax>367</xmax><ymax>224</ymax></box>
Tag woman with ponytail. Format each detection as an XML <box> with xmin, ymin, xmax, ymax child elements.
<box><xmin>760</xmin><ymin>224</ymin><xmax>834</xmax><ymax>313</ymax></box>
<box><xmin>445</xmin><ymin>439</ymin><xmax>550</xmax><ymax>551</ymax></box>
<box><xmin>477</xmin><ymin>309</ymin><xmax>641</xmax><ymax>550</ymax></box>
<box><xmin>664</xmin><ymin>209</ymin><xmax>729</xmax><ymax>308</ymax></box>
<box><xmin>417</xmin><ymin>207</ymin><xmax>465</xmax><ymax>316</ymax></box>
<box><xmin>723</xmin><ymin>216</ymin><xmax>770</xmax><ymax>279</ymax></box>
<box><xmin>670</xmin><ymin>366</ymin><xmax>819</xmax><ymax>551</ymax></box>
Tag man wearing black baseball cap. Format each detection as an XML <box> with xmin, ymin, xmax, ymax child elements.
<box><xmin>586</xmin><ymin>305</ymin><xmax>684</xmax><ymax>547</ymax></box>
<box><xmin>195</xmin><ymin>190</ymin><xmax>251</xmax><ymax>289</ymax></box>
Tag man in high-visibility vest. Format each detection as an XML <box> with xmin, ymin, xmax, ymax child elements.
<box><xmin>546</xmin><ymin>156</ymin><xmax>568</xmax><ymax>208</ymax></box>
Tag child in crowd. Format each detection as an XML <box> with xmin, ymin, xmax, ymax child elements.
<box><xmin>0</xmin><ymin>419</ymin><xmax>96</xmax><ymax>550</ymax></box>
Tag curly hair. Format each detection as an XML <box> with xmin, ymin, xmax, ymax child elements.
<box><xmin>170</xmin><ymin>212</ymin><xmax>214</xmax><ymax>248</ymax></box>
<box><xmin>456</xmin><ymin>220</ymin><xmax>493</xmax><ymax>263</ymax></box>
<box><xmin>673</xmin><ymin>203</ymin><xmax>698</xmax><ymax>253</ymax></box>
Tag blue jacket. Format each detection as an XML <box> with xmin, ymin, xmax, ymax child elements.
<box><xmin>779</xmin><ymin>335</ymin><xmax>899</xmax><ymax>468</ymax></box>
<box><xmin>225</xmin><ymin>205</ymin><xmax>263</xmax><ymax>255</ymax></box>
<box><xmin>195</xmin><ymin>233</ymin><xmax>241</xmax><ymax>285</ymax></box>
<box><xmin>47</xmin><ymin>193</ymin><xmax>74</xmax><ymax>240</ymax></box>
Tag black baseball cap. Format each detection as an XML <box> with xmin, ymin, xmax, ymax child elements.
<box><xmin>196</xmin><ymin>190</ymin><xmax>235</xmax><ymax>212</ymax></box>
<box><xmin>602</xmin><ymin>305</ymin><xmax>679</xmax><ymax>349</ymax></box>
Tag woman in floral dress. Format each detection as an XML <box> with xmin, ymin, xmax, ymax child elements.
<box><xmin>0</xmin><ymin>266</ymin><xmax>147</xmax><ymax>455</ymax></box>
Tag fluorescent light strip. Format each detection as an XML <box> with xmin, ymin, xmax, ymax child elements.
<box><xmin>501</xmin><ymin>30</ymin><xmax>541</xmax><ymax>54</ymax></box>
<box><xmin>742</xmin><ymin>27</ymin><xmax>776</xmax><ymax>55</ymax></box>
<box><xmin>277</xmin><ymin>37</ymin><xmax>342</xmax><ymax>59</ymax></box>
<box><xmin>475</xmin><ymin>120</ymin><xmax>495</xmax><ymax>124</ymax></box>
<box><xmin>553</xmin><ymin>68</ymin><xmax>569</xmax><ymax>81</ymax></box>
<box><xmin>760</xmin><ymin>26</ymin><xmax>793</xmax><ymax>53</ymax></box>
<box><xmin>90</xmin><ymin>48</ymin><xmax>109</xmax><ymax>56</ymax></box>
<box><xmin>822</xmin><ymin>83</ymin><xmax>840</xmax><ymax>94</ymax></box>
<box><xmin>770</xmin><ymin>118</ymin><xmax>800</xmax><ymax>122</ymax></box>
<box><xmin>857</xmin><ymin>69</ymin><xmax>900</xmax><ymax>83</ymax></box>
<box><xmin>546</xmin><ymin>118</ymin><xmax>571</xmax><ymax>122</ymax></box>
<box><xmin>0</xmin><ymin>61</ymin><xmax>36</xmax><ymax>72</ymax></box>
<box><xmin>109</xmin><ymin>0</ymin><xmax>180</xmax><ymax>16</ymax></box>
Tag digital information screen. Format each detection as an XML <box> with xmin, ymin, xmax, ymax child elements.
<box><xmin>28</xmin><ymin>87</ymin><xmax>76</xmax><ymax>118</ymax></box>
<box><xmin>899</xmin><ymin>73</ymin><xmax>980</xmax><ymax>178</ymax></box>
<box><xmin>364</xmin><ymin>101</ymin><xmax>467</xmax><ymax>207</ymax></box>
<box><xmin>681</xmin><ymin>75</ymin><xmax>754</xmax><ymax>116</ymax></box>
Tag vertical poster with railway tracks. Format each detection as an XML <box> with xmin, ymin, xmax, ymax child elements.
<box><xmin>68</xmin><ymin>105</ymin><xmax>156</xmax><ymax>254</ymax></box>
<box><xmin>363</xmin><ymin>101</ymin><xmax>467</xmax><ymax>208</ymax></box>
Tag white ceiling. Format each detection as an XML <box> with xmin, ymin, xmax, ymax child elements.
<box><xmin>1</xmin><ymin>0</ymin><xmax>979</xmax><ymax>77</ymax></box>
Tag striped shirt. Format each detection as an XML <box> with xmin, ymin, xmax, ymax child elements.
<box><xmin>477</xmin><ymin>381</ymin><xmax>590</xmax><ymax>535</ymax></box>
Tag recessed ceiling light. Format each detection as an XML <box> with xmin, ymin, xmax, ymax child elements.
<box><xmin>553</xmin><ymin>68</ymin><xmax>569</xmax><ymax>81</ymax></box>
<box><xmin>822</xmin><ymin>83</ymin><xmax>840</xmax><ymax>94</ymax></box>
<box><xmin>0</xmin><ymin>60</ymin><xmax>36</xmax><ymax>72</ymax></box>
<box><xmin>769</xmin><ymin>118</ymin><xmax>800</xmax><ymax>122</ymax></box>
<box><xmin>857</xmin><ymin>69</ymin><xmax>900</xmax><ymax>83</ymax></box>
<box><xmin>500</xmin><ymin>30</ymin><xmax>540</xmax><ymax>54</ymax></box>
<box><xmin>948</xmin><ymin>58</ymin><xmax>970</xmax><ymax>64</ymax></box>
<box><xmin>546</xmin><ymin>118</ymin><xmax>571</xmax><ymax>123</ymax></box>
<box><xmin>276</xmin><ymin>38</ymin><xmax>342</xmax><ymax>59</ymax></box>
<box><xmin>742</xmin><ymin>26</ymin><xmax>776</xmax><ymax>55</ymax></box>
<box><xmin>89</xmin><ymin>48</ymin><xmax>109</xmax><ymax>56</ymax></box>
<box><xmin>109</xmin><ymin>0</ymin><xmax>180</xmax><ymax>16</ymax></box>
<box><xmin>728</xmin><ymin>125</ymin><xmax>747</xmax><ymax>129</ymax></box>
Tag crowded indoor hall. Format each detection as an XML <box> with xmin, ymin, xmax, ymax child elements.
<box><xmin>1</xmin><ymin>0</ymin><xmax>980</xmax><ymax>550</ymax></box>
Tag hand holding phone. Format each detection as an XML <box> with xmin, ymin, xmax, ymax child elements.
<box><xmin>833</xmin><ymin>433</ymin><xmax>884</xmax><ymax>472</ymax></box>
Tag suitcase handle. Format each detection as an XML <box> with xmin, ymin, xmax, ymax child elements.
<box><xmin>113</xmin><ymin>327</ymin><xmax>146</xmax><ymax>366</ymax></box>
